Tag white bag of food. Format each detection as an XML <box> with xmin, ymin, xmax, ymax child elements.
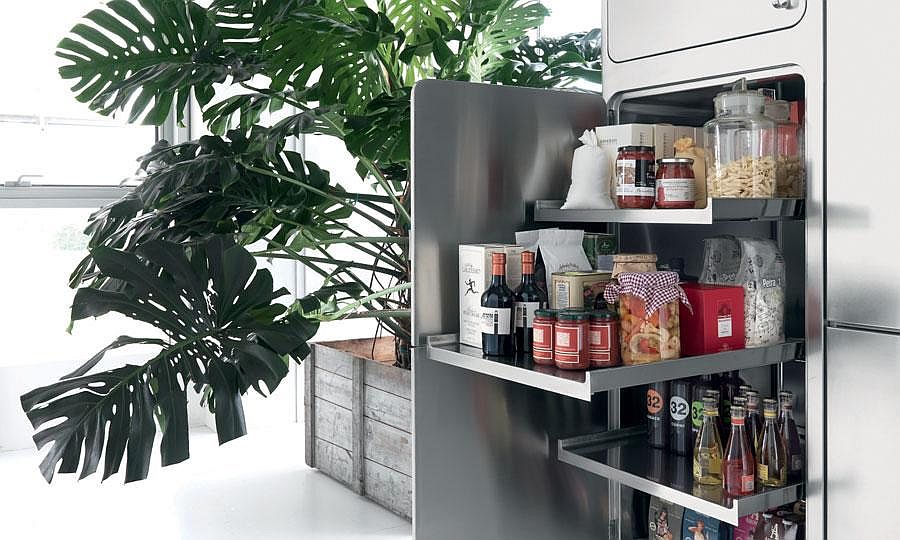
<box><xmin>560</xmin><ymin>130</ymin><xmax>615</xmax><ymax>210</ymax></box>
<box><xmin>700</xmin><ymin>236</ymin><xmax>786</xmax><ymax>348</ymax></box>
<box><xmin>515</xmin><ymin>228</ymin><xmax>591</xmax><ymax>277</ymax></box>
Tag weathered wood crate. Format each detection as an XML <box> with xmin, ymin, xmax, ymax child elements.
<box><xmin>304</xmin><ymin>340</ymin><xmax>412</xmax><ymax>519</ymax></box>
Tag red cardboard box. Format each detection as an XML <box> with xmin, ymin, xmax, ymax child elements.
<box><xmin>680</xmin><ymin>283</ymin><xmax>746</xmax><ymax>356</ymax></box>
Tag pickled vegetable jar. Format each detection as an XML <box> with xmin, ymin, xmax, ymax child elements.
<box><xmin>603</xmin><ymin>271</ymin><xmax>691</xmax><ymax>365</ymax></box>
<box><xmin>703</xmin><ymin>79</ymin><xmax>777</xmax><ymax>198</ymax></box>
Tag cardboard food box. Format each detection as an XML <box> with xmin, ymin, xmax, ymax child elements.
<box><xmin>582</xmin><ymin>232</ymin><xmax>618</xmax><ymax>272</ymax></box>
<box><xmin>654</xmin><ymin>124</ymin><xmax>676</xmax><ymax>159</ymax></box>
<box><xmin>551</xmin><ymin>271</ymin><xmax>612</xmax><ymax>310</ymax></box>
<box><xmin>458</xmin><ymin>244</ymin><xmax>524</xmax><ymax>348</ymax></box>
<box><xmin>680</xmin><ymin>283</ymin><xmax>746</xmax><ymax>356</ymax></box>
<box><xmin>649</xmin><ymin>497</ymin><xmax>684</xmax><ymax>540</ymax></box>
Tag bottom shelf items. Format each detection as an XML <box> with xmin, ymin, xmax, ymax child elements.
<box><xmin>558</xmin><ymin>426</ymin><xmax>802</xmax><ymax>526</ymax></box>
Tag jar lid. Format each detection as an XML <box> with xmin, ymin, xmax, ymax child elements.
<box><xmin>591</xmin><ymin>309</ymin><xmax>617</xmax><ymax>321</ymax></box>
<box><xmin>534</xmin><ymin>309</ymin><xmax>557</xmax><ymax>319</ymax></box>
<box><xmin>764</xmin><ymin>99</ymin><xmax>792</xmax><ymax>122</ymax></box>
<box><xmin>658</xmin><ymin>157</ymin><xmax>694</xmax><ymax>165</ymax></box>
<box><xmin>618</xmin><ymin>145</ymin><xmax>654</xmax><ymax>153</ymax></box>
<box><xmin>558</xmin><ymin>310</ymin><xmax>590</xmax><ymax>321</ymax></box>
<box><xmin>613</xmin><ymin>253</ymin><xmax>658</xmax><ymax>263</ymax></box>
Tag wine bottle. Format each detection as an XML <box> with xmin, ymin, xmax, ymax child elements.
<box><xmin>481</xmin><ymin>252</ymin><xmax>514</xmax><ymax>356</ymax></box>
<box><xmin>514</xmin><ymin>251</ymin><xmax>547</xmax><ymax>353</ymax></box>
<box><xmin>693</xmin><ymin>397</ymin><xmax>723</xmax><ymax>485</ymax></box>
<box><xmin>778</xmin><ymin>391</ymin><xmax>803</xmax><ymax>482</ymax></box>
<box><xmin>723</xmin><ymin>405</ymin><xmax>756</xmax><ymax>497</ymax></box>
<box><xmin>669</xmin><ymin>379</ymin><xmax>693</xmax><ymax>455</ymax></box>
<box><xmin>757</xmin><ymin>398</ymin><xmax>788</xmax><ymax>487</ymax></box>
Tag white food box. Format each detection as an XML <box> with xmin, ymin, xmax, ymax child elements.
<box><xmin>654</xmin><ymin>124</ymin><xmax>676</xmax><ymax>159</ymax></box>
<box><xmin>458</xmin><ymin>244</ymin><xmax>524</xmax><ymax>348</ymax></box>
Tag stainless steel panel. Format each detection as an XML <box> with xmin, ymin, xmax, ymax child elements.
<box><xmin>606</xmin><ymin>0</ymin><xmax>806</xmax><ymax>63</ymax></box>
<box><xmin>827</xmin><ymin>327</ymin><xmax>900</xmax><ymax>537</ymax></box>
<box><xmin>534</xmin><ymin>198</ymin><xmax>805</xmax><ymax>224</ymax></box>
<box><xmin>413</xmin><ymin>346</ymin><xmax>610</xmax><ymax>540</ymax></box>
<box><xmin>411</xmin><ymin>80</ymin><xmax>606</xmax><ymax>344</ymax></box>
<box><xmin>427</xmin><ymin>334</ymin><xmax>804</xmax><ymax>402</ymax></box>
<box><xmin>827</xmin><ymin>3</ymin><xmax>900</xmax><ymax>330</ymax></box>
<box><xmin>559</xmin><ymin>427</ymin><xmax>803</xmax><ymax>526</ymax></box>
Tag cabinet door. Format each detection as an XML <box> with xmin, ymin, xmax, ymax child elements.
<box><xmin>827</xmin><ymin>1</ymin><xmax>900</xmax><ymax>330</ymax></box>
<box><xmin>827</xmin><ymin>327</ymin><xmax>900</xmax><ymax>537</ymax></box>
<box><xmin>606</xmin><ymin>0</ymin><xmax>806</xmax><ymax>62</ymax></box>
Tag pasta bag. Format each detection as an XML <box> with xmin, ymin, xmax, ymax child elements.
<box><xmin>674</xmin><ymin>136</ymin><xmax>708</xmax><ymax>208</ymax></box>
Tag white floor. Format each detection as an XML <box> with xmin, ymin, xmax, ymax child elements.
<box><xmin>0</xmin><ymin>425</ymin><xmax>412</xmax><ymax>540</ymax></box>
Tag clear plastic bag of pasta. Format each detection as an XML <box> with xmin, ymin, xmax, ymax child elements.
<box><xmin>604</xmin><ymin>271</ymin><xmax>691</xmax><ymax>365</ymax></box>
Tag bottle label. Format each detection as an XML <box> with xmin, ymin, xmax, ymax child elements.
<box><xmin>555</xmin><ymin>325</ymin><xmax>584</xmax><ymax>353</ymax></box>
<box><xmin>647</xmin><ymin>388</ymin><xmax>664</xmax><ymax>415</ymax></box>
<box><xmin>691</xmin><ymin>400</ymin><xmax>704</xmax><ymax>429</ymax></box>
<box><xmin>532</xmin><ymin>321</ymin><xmax>553</xmax><ymax>348</ymax></box>
<box><xmin>757</xmin><ymin>463</ymin><xmax>769</xmax><ymax>482</ymax></box>
<box><xmin>479</xmin><ymin>307</ymin><xmax>511</xmax><ymax>335</ymax></box>
<box><xmin>589</xmin><ymin>326</ymin><xmax>611</xmax><ymax>350</ymax></box>
<box><xmin>616</xmin><ymin>158</ymin><xmax>656</xmax><ymax>197</ymax></box>
<box><xmin>514</xmin><ymin>301</ymin><xmax>540</xmax><ymax>329</ymax></box>
<box><xmin>670</xmin><ymin>396</ymin><xmax>690</xmax><ymax>422</ymax></box>
<box><xmin>657</xmin><ymin>178</ymin><xmax>695</xmax><ymax>202</ymax></box>
<box><xmin>742</xmin><ymin>474</ymin><xmax>755</xmax><ymax>492</ymax></box>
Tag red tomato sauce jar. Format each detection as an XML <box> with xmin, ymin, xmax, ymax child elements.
<box><xmin>589</xmin><ymin>309</ymin><xmax>621</xmax><ymax>368</ymax></box>
<box><xmin>616</xmin><ymin>145</ymin><xmax>656</xmax><ymax>209</ymax></box>
<box><xmin>532</xmin><ymin>309</ymin><xmax>557</xmax><ymax>366</ymax></box>
<box><xmin>655</xmin><ymin>157</ymin><xmax>696</xmax><ymax>209</ymax></box>
<box><xmin>554</xmin><ymin>310</ymin><xmax>590</xmax><ymax>370</ymax></box>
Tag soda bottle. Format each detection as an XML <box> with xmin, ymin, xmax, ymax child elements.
<box><xmin>778</xmin><ymin>391</ymin><xmax>803</xmax><ymax>482</ymax></box>
<box><xmin>704</xmin><ymin>389</ymin><xmax>727</xmax><ymax>443</ymax></box>
<box><xmin>647</xmin><ymin>382</ymin><xmax>670</xmax><ymax>449</ymax></box>
<box><xmin>693</xmin><ymin>397</ymin><xmax>723</xmax><ymax>486</ymax></box>
<box><xmin>723</xmin><ymin>405</ymin><xmax>756</xmax><ymax>497</ymax></box>
<box><xmin>691</xmin><ymin>375</ymin><xmax>716</xmax><ymax>445</ymax></box>
<box><xmin>669</xmin><ymin>379</ymin><xmax>693</xmax><ymax>455</ymax></box>
<box><xmin>744</xmin><ymin>389</ymin><xmax>764</xmax><ymax>453</ymax></box>
<box><xmin>757</xmin><ymin>398</ymin><xmax>788</xmax><ymax>487</ymax></box>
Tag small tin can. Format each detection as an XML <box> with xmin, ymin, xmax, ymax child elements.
<box><xmin>589</xmin><ymin>309</ymin><xmax>620</xmax><ymax>368</ymax></box>
<box><xmin>554</xmin><ymin>310</ymin><xmax>590</xmax><ymax>370</ymax></box>
<box><xmin>532</xmin><ymin>309</ymin><xmax>557</xmax><ymax>366</ymax></box>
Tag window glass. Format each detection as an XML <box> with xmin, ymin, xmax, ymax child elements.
<box><xmin>0</xmin><ymin>2</ymin><xmax>155</xmax><ymax>185</ymax></box>
<box><xmin>540</xmin><ymin>0</ymin><xmax>603</xmax><ymax>37</ymax></box>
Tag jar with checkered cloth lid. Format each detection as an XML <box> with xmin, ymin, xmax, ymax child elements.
<box><xmin>604</xmin><ymin>271</ymin><xmax>692</xmax><ymax>365</ymax></box>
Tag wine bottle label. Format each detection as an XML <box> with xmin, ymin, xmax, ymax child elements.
<box><xmin>479</xmin><ymin>307</ymin><xmax>511</xmax><ymax>334</ymax></box>
<box><xmin>757</xmin><ymin>463</ymin><xmax>769</xmax><ymax>482</ymax></box>
<box><xmin>669</xmin><ymin>396</ymin><xmax>689</xmax><ymax>422</ymax></box>
<box><xmin>514</xmin><ymin>301</ymin><xmax>540</xmax><ymax>329</ymax></box>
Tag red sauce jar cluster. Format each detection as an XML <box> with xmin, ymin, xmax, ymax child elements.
<box><xmin>589</xmin><ymin>309</ymin><xmax>621</xmax><ymax>368</ymax></box>
<box><xmin>655</xmin><ymin>157</ymin><xmax>696</xmax><ymax>209</ymax></box>
<box><xmin>532</xmin><ymin>309</ymin><xmax>556</xmax><ymax>366</ymax></box>
<box><xmin>615</xmin><ymin>145</ymin><xmax>656</xmax><ymax>209</ymax></box>
<box><xmin>554</xmin><ymin>311</ymin><xmax>590</xmax><ymax>370</ymax></box>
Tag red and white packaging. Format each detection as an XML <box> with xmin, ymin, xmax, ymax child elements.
<box><xmin>679</xmin><ymin>283</ymin><xmax>746</xmax><ymax>356</ymax></box>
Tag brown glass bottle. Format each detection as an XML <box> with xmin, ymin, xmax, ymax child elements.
<box><xmin>723</xmin><ymin>405</ymin><xmax>756</xmax><ymax>497</ymax></box>
<box><xmin>778</xmin><ymin>391</ymin><xmax>803</xmax><ymax>481</ymax></box>
<box><xmin>513</xmin><ymin>251</ymin><xmax>548</xmax><ymax>353</ymax></box>
<box><xmin>693</xmin><ymin>397</ymin><xmax>723</xmax><ymax>485</ymax></box>
<box><xmin>481</xmin><ymin>252</ymin><xmax>514</xmax><ymax>356</ymax></box>
<box><xmin>744</xmin><ymin>390</ymin><xmax>764</xmax><ymax>454</ymax></box>
<box><xmin>756</xmin><ymin>398</ymin><xmax>788</xmax><ymax>487</ymax></box>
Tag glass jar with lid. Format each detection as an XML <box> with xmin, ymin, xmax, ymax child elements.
<box><xmin>704</xmin><ymin>79</ymin><xmax>777</xmax><ymax>198</ymax></box>
<box><xmin>764</xmin><ymin>99</ymin><xmax>805</xmax><ymax>198</ymax></box>
<box><xmin>611</xmin><ymin>253</ymin><xmax>658</xmax><ymax>278</ymax></box>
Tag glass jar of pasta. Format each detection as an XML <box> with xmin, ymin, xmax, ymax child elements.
<box><xmin>704</xmin><ymin>79</ymin><xmax>777</xmax><ymax>198</ymax></box>
<box><xmin>603</xmin><ymin>271</ymin><xmax>691</xmax><ymax>365</ymax></box>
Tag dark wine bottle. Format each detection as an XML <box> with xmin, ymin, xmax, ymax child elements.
<box><xmin>514</xmin><ymin>251</ymin><xmax>548</xmax><ymax>353</ymax></box>
<box><xmin>647</xmin><ymin>381</ymin><xmax>669</xmax><ymax>449</ymax></box>
<box><xmin>669</xmin><ymin>379</ymin><xmax>693</xmax><ymax>455</ymax></box>
<box><xmin>481</xmin><ymin>252</ymin><xmax>515</xmax><ymax>356</ymax></box>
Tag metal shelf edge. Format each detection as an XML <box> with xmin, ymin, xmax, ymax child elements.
<box><xmin>533</xmin><ymin>198</ymin><xmax>804</xmax><ymax>224</ymax></box>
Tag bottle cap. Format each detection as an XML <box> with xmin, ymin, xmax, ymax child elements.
<box><xmin>763</xmin><ymin>398</ymin><xmax>778</xmax><ymax>418</ymax></box>
<box><xmin>738</xmin><ymin>385</ymin><xmax>753</xmax><ymax>396</ymax></box>
<box><xmin>491</xmin><ymin>252</ymin><xmax>506</xmax><ymax>275</ymax></box>
<box><xmin>704</xmin><ymin>389</ymin><xmax>721</xmax><ymax>401</ymax></box>
<box><xmin>744</xmin><ymin>389</ymin><xmax>760</xmax><ymax>408</ymax></box>
<box><xmin>733</xmin><ymin>396</ymin><xmax>748</xmax><ymax>408</ymax></box>
<box><xmin>778</xmin><ymin>390</ymin><xmax>793</xmax><ymax>404</ymax></box>
<box><xmin>702</xmin><ymin>397</ymin><xmax>719</xmax><ymax>415</ymax></box>
<box><xmin>534</xmin><ymin>309</ymin><xmax>557</xmax><ymax>319</ymax></box>
<box><xmin>591</xmin><ymin>309</ymin><xmax>617</xmax><ymax>322</ymax></box>
<box><xmin>558</xmin><ymin>310</ymin><xmax>590</xmax><ymax>322</ymax></box>
<box><xmin>730</xmin><ymin>405</ymin><xmax>745</xmax><ymax>424</ymax></box>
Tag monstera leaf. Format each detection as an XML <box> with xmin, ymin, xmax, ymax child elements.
<box><xmin>488</xmin><ymin>30</ymin><xmax>603</xmax><ymax>88</ymax></box>
<box><xmin>22</xmin><ymin>238</ymin><xmax>318</xmax><ymax>483</ymax></box>
<box><xmin>57</xmin><ymin>0</ymin><xmax>251</xmax><ymax>123</ymax></box>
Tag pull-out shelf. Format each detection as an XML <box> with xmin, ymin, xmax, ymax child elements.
<box><xmin>532</xmin><ymin>198</ymin><xmax>805</xmax><ymax>224</ymax></box>
<box><xmin>558</xmin><ymin>426</ymin><xmax>803</xmax><ymax>525</ymax></box>
<box><xmin>426</xmin><ymin>334</ymin><xmax>804</xmax><ymax>401</ymax></box>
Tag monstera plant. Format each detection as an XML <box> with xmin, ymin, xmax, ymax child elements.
<box><xmin>22</xmin><ymin>0</ymin><xmax>601</xmax><ymax>483</ymax></box>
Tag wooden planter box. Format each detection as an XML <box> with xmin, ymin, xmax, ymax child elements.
<box><xmin>304</xmin><ymin>338</ymin><xmax>412</xmax><ymax>519</ymax></box>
